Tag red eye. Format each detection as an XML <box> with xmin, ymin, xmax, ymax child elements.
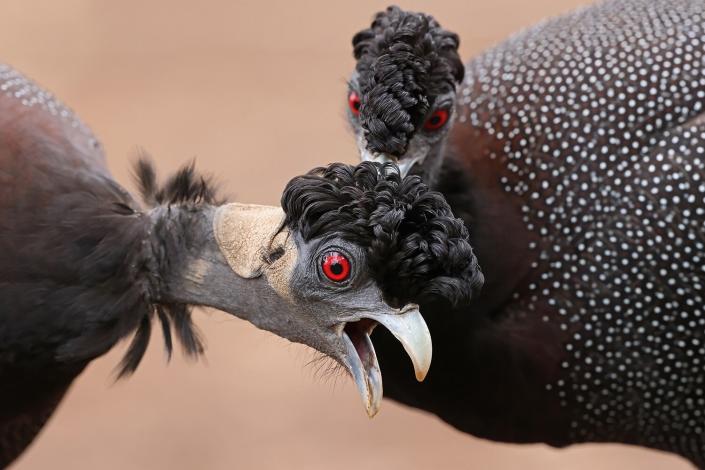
<box><xmin>348</xmin><ymin>91</ymin><xmax>361</xmax><ymax>116</ymax></box>
<box><xmin>321</xmin><ymin>251</ymin><xmax>351</xmax><ymax>282</ymax></box>
<box><xmin>423</xmin><ymin>109</ymin><xmax>449</xmax><ymax>131</ymax></box>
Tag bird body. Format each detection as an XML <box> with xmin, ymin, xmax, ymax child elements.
<box><xmin>348</xmin><ymin>0</ymin><xmax>705</xmax><ymax>465</ymax></box>
<box><xmin>0</xmin><ymin>64</ymin><xmax>147</xmax><ymax>465</ymax></box>
<box><xmin>0</xmin><ymin>64</ymin><xmax>480</xmax><ymax>466</ymax></box>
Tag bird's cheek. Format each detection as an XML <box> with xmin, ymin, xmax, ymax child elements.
<box><xmin>213</xmin><ymin>202</ymin><xmax>285</xmax><ymax>278</ymax></box>
<box><xmin>263</xmin><ymin>230</ymin><xmax>298</xmax><ymax>302</ymax></box>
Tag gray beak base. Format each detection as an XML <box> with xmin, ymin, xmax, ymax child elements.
<box><xmin>339</xmin><ymin>304</ymin><xmax>431</xmax><ymax>418</ymax></box>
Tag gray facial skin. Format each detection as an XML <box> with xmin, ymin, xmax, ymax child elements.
<box><xmin>161</xmin><ymin>203</ymin><xmax>431</xmax><ymax>417</ymax></box>
<box><xmin>348</xmin><ymin>72</ymin><xmax>457</xmax><ymax>184</ymax></box>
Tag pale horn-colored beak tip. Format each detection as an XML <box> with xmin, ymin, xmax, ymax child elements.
<box><xmin>375</xmin><ymin>304</ymin><xmax>432</xmax><ymax>382</ymax></box>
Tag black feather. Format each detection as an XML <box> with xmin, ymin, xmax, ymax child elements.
<box><xmin>116</xmin><ymin>313</ymin><xmax>152</xmax><ymax>378</ymax></box>
<box><xmin>133</xmin><ymin>154</ymin><xmax>158</xmax><ymax>207</ymax></box>
<box><xmin>155</xmin><ymin>306</ymin><xmax>173</xmax><ymax>361</ymax></box>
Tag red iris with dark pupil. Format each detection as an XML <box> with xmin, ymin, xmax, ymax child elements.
<box><xmin>424</xmin><ymin>109</ymin><xmax>449</xmax><ymax>130</ymax></box>
<box><xmin>322</xmin><ymin>251</ymin><xmax>351</xmax><ymax>282</ymax></box>
<box><xmin>348</xmin><ymin>92</ymin><xmax>361</xmax><ymax>115</ymax></box>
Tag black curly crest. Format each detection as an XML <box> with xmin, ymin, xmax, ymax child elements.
<box><xmin>282</xmin><ymin>162</ymin><xmax>483</xmax><ymax>307</ymax></box>
<box><xmin>352</xmin><ymin>6</ymin><xmax>464</xmax><ymax>156</ymax></box>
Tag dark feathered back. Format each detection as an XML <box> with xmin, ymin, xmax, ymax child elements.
<box><xmin>0</xmin><ymin>64</ymin><xmax>159</xmax><ymax>383</ymax></box>
<box><xmin>281</xmin><ymin>162</ymin><xmax>483</xmax><ymax>307</ymax></box>
<box><xmin>352</xmin><ymin>6</ymin><xmax>463</xmax><ymax>156</ymax></box>
<box><xmin>0</xmin><ymin>64</ymin><xmax>219</xmax><ymax>465</ymax></box>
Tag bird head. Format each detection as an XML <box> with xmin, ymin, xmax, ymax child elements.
<box><xmin>347</xmin><ymin>6</ymin><xmax>464</xmax><ymax>183</ymax></box>
<box><xmin>157</xmin><ymin>161</ymin><xmax>482</xmax><ymax>417</ymax></box>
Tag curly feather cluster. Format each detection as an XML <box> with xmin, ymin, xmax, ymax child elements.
<box><xmin>352</xmin><ymin>6</ymin><xmax>464</xmax><ymax>156</ymax></box>
<box><xmin>282</xmin><ymin>162</ymin><xmax>483</xmax><ymax>307</ymax></box>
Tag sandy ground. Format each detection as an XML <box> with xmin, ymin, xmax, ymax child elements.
<box><xmin>1</xmin><ymin>1</ymin><xmax>695</xmax><ymax>469</ymax></box>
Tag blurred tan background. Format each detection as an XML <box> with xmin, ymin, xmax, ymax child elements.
<box><xmin>2</xmin><ymin>1</ymin><xmax>693</xmax><ymax>469</ymax></box>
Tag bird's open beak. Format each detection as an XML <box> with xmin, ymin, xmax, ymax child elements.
<box><xmin>337</xmin><ymin>303</ymin><xmax>431</xmax><ymax>417</ymax></box>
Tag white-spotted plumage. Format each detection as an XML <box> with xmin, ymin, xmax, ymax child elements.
<box><xmin>0</xmin><ymin>63</ymin><xmax>101</xmax><ymax>153</ymax></box>
<box><xmin>459</xmin><ymin>0</ymin><xmax>705</xmax><ymax>460</ymax></box>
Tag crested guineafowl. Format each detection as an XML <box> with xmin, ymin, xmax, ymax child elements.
<box><xmin>346</xmin><ymin>0</ymin><xmax>705</xmax><ymax>465</ymax></box>
<box><xmin>0</xmin><ymin>63</ymin><xmax>481</xmax><ymax>467</ymax></box>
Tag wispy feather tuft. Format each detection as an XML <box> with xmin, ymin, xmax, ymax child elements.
<box><xmin>115</xmin><ymin>155</ymin><xmax>221</xmax><ymax>378</ymax></box>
